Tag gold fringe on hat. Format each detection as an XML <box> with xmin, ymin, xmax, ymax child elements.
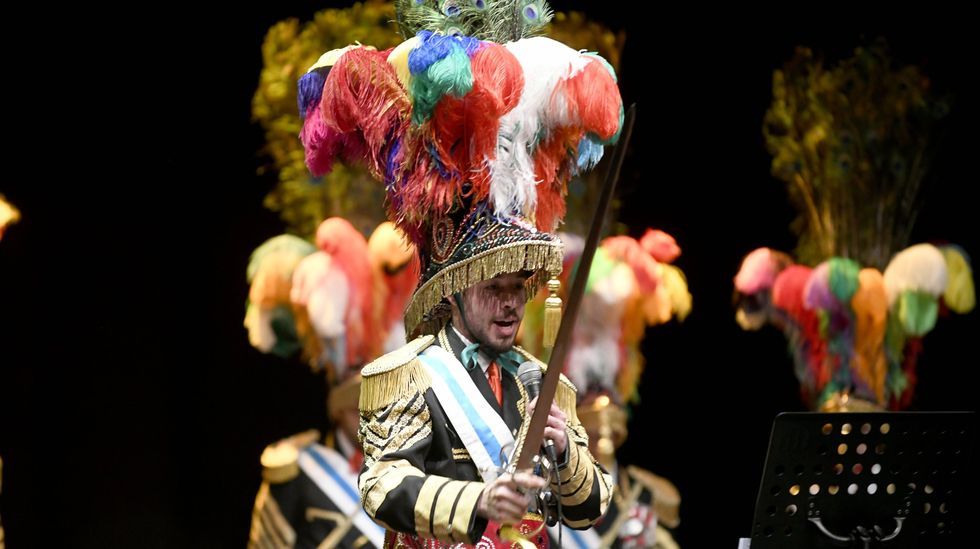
<box><xmin>405</xmin><ymin>240</ymin><xmax>563</xmax><ymax>338</ymax></box>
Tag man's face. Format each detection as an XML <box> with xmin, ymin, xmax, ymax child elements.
<box><xmin>454</xmin><ymin>272</ymin><xmax>528</xmax><ymax>353</ymax></box>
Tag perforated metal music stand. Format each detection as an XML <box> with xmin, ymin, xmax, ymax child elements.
<box><xmin>750</xmin><ymin>412</ymin><xmax>976</xmax><ymax>548</ymax></box>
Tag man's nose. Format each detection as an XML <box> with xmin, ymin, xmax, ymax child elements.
<box><xmin>500</xmin><ymin>290</ymin><xmax>521</xmax><ymax>309</ymax></box>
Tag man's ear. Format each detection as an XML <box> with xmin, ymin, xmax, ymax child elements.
<box><xmin>448</xmin><ymin>294</ymin><xmax>464</xmax><ymax>319</ymax></box>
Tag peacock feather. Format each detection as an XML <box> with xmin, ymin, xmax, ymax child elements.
<box><xmin>396</xmin><ymin>0</ymin><xmax>553</xmax><ymax>42</ymax></box>
<box><xmin>763</xmin><ymin>41</ymin><xmax>950</xmax><ymax>268</ymax></box>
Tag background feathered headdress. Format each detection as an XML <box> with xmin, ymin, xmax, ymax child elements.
<box><xmin>245</xmin><ymin>218</ymin><xmax>418</xmax><ymax>385</ymax></box>
<box><xmin>522</xmin><ymin>229</ymin><xmax>692</xmax><ymax>464</ymax></box>
<box><xmin>734</xmin><ymin>41</ymin><xmax>974</xmax><ymax>410</ymax></box>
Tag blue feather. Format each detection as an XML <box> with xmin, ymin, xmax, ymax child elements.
<box><xmin>427</xmin><ymin>141</ymin><xmax>452</xmax><ymax>179</ymax></box>
<box><xmin>409</xmin><ymin>31</ymin><xmax>452</xmax><ymax>74</ymax></box>
<box><xmin>297</xmin><ymin>69</ymin><xmax>327</xmax><ymax>119</ymax></box>
<box><xmin>409</xmin><ymin>30</ymin><xmax>482</xmax><ymax>75</ymax></box>
<box><xmin>575</xmin><ymin>136</ymin><xmax>605</xmax><ymax>173</ymax></box>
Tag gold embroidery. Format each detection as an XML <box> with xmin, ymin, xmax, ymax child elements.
<box><xmin>361</xmin><ymin>391</ymin><xmax>431</xmax><ymax>468</ymax></box>
<box><xmin>362</xmin><ymin>336</ymin><xmax>435</xmax><ymax>377</ymax></box>
<box><xmin>360</xmin><ymin>458</ymin><xmax>425</xmax><ymax>522</ymax></box>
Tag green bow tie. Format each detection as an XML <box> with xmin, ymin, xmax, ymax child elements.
<box><xmin>460</xmin><ymin>343</ymin><xmax>523</xmax><ymax>376</ymax></box>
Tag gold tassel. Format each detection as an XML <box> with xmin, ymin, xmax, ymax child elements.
<box><xmin>543</xmin><ymin>276</ymin><xmax>562</xmax><ymax>349</ymax></box>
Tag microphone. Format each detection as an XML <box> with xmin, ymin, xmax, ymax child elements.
<box><xmin>516</xmin><ymin>362</ymin><xmax>560</xmax><ymax>466</ymax></box>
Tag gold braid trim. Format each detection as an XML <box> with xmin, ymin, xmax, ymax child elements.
<box><xmin>359</xmin><ymin>336</ymin><xmax>436</xmax><ymax>412</ymax></box>
<box><xmin>360</xmin><ymin>458</ymin><xmax>424</xmax><ymax>527</ymax></box>
<box><xmin>405</xmin><ymin>240</ymin><xmax>563</xmax><ymax>337</ymax></box>
<box><xmin>249</xmin><ymin>482</ymin><xmax>297</xmax><ymax>548</ymax></box>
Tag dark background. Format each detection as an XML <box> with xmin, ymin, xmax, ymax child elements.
<box><xmin>2</xmin><ymin>2</ymin><xmax>978</xmax><ymax>547</ymax></box>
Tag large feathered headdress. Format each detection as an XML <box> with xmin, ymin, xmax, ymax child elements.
<box><xmin>298</xmin><ymin>0</ymin><xmax>624</xmax><ymax>338</ymax></box>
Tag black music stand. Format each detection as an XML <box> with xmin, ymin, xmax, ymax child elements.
<box><xmin>749</xmin><ymin>412</ymin><xmax>976</xmax><ymax>548</ymax></box>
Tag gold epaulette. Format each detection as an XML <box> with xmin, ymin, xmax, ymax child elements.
<box><xmin>359</xmin><ymin>335</ymin><xmax>436</xmax><ymax>413</ymax></box>
<box><xmin>260</xmin><ymin>429</ymin><xmax>320</xmax><ymax>484</ymax></box>
<box><xmin>627</xmin><ymin>465</ymin><xmax>681</xmax><ymax>528</ymax></box>
<box><xmin>512</xmin><ymin>345</ymin><xmax>578</xmax><ymax>423</ymax></box>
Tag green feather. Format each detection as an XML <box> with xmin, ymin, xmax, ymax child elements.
<box><xmin>897</xmin><ymin>290</ymin><xmax>939</xmax><ymax>337</ymax></box>
<box><xmin>828</xmin><ymin>257</ymin><xmax>861</xmax><ymax>302</ymax></box>
<box><xmin>246</xmin><ymin>234</ymin><xmax>315</xmax><ymax>282</ymax></box>
<box><xmin>410</xmin><ymin>45</ymin><xmax>474</xmax><ymax>124</ymax></box>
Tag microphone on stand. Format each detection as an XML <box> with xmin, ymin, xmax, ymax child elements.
<box><xmin>516</xmin><ymin>362</ymin><xmax>560</xmax><ymax>466</ymax></box>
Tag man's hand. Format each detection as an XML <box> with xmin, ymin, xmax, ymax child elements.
<box><xmin>477</xmin><ymin>471</ymin><xmax>546</xmax><ymax>524</ymax></box>
<box><xmin>527</xmin><ymin>397</ymin><xmax>568</xmax><ymax>457</ymax></box>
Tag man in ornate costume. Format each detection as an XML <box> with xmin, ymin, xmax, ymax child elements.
<box><xmin>296</xmin><ymin>1</ymin><xmax>625</xmax><ymax>545</ymax></box>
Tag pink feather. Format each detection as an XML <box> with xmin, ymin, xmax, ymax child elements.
<box><xmin>640</xmin><ymin>229</ymin><xmax>681</xmax><ymax>263</ymax></box>
<box><xmin>735</xmin><ymin>247</ymin><xmax>793</xmax><ymax>295</ymax></box>
<box><xmin>602</xmin><ymin>235</ymin><xmax>660</xmax><ymax>293</ymax></box>
<box><xmin>320</xmin><ymin>47</ymin><xmax>410</xmax><ymax>178</ymax></box>
<box><xmin>315</xmin><ymin>218</ymin><xmax>382</xmax><ymax>366</ymax></box>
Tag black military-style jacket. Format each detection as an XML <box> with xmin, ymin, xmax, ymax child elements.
<box><xmin>357</xmin><ymin>325</ymin><xmax>612</xmax><ymax>545</ymax></box>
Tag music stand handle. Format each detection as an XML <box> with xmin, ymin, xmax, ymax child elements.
<box><xmin>807</xmin><ymin>516</ymin><xmax>906</xmax><ymax>547</ymax></box>
<box><xmin>876</xmin><ymin>517</ymin><xmax>905</xmax><ymax>541</ymax></box>
<box><xmin>808</xmin><ymin>517</ymin><xmax>852</xmax><ymax>543</ymax></box>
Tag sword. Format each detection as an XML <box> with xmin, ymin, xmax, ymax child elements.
<box><xmin>514</xmin><ymin>103</ymin><xmax>637</xmax><ymax>471</ymax></box>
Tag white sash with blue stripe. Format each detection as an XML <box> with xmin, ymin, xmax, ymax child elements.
<box><xmin>547</xmin><ymin>524</ymin><xmax>602</xmax><ymax>549</ymax></box>
<box><xmin>298</xmin><ymin>444</ymin><xmax>386</xmax><ymax>548</ymax></box>
<box><xmin>418</xmin><ymin>345</ymin><xmax>515</xmax><ymax>482</ymax></box>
